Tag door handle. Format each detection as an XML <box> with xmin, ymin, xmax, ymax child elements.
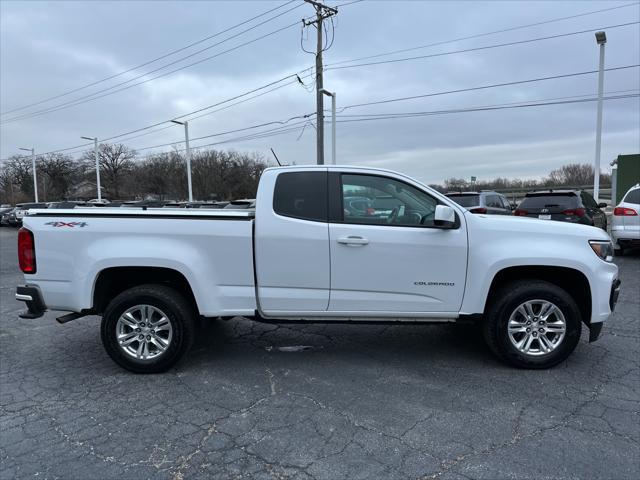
<box><xmin>337</xmin><ymin>235</ymin><xmax>369</xmax><ymax>246</ymax></box>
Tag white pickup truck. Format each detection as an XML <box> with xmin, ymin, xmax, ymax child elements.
<box><xmin>16</xmin><ymin>166</ymin><xmax>620</xmax><ymax>373</ymax></box>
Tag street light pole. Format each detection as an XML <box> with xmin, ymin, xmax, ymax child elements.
<box><xmin>19</xmin><ymin>147</ymin><xmax>37</xmax><ymax>202</ymax></box>
<box><xmin>594</xmin><ymin>31</ymin><xmax>607</xmax><ymax>203</ymax></box>
<box><xmin>81</xmin><ymin>136</ymin><xmax>101</xmax><ymax>201</ymax></box>
<box><xmin>171</xmin><ymin>120</ymin><xmax>193</xmax><ymax>202</ymax></box>
<box><xmin>321</xmin><ymin>89</ymin><xmax>336</xmax><ymax>165</ymax></box>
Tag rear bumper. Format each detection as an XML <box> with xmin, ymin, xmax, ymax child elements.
<box><xmin>611</xmin><ymin>227</ymin><xmax>640</xmax><ymax>247</ymax></box>
<box><xmin>15</xmin><ymin>284</ymin><xmax>47</xmax><ymax>319</ymax></box>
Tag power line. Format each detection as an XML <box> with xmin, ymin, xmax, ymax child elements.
<box><xmin>0</xmin><ymin>0</ymin><xmax>301</xmax><ymax>116</ymax></box>
<box><xmin>4</xmin><ymin>65</ymin><xmax>638</xmax><ymax>162</ymax></box>
<box><xmin>1</xmin><ymin>15</ymin><xmax>304</xmax><ymax>124</ymax></box>
<box><xmin>339</xmin><ymin>64</ymin><xmax>640</xmax><ymax>110</ymax></box>
<box><xmin>133</xmin><ymin>113</ymin><xmax>316</xmax><ymax>152</ymax></box>
<box><xmin>4</xmin><ymin>92</ymin><xmax>637</xmax><ymax>164</ymax></box>
<box><xmin>0</xmin><ymin>70</ymin><xmax>316</xmax><ymax>161</ymax></box>
<box><xmin>3</xmin><ymin>0</ymin><xmax>366</xmax><ymax>124</ymax></box>
<box><xmin>326</xmin><ymin>1</ymin><xmax>640</xmax><ymax>67</ymax></box>
<box><xmin>118</xmin><ymin>93</ymin><xmax>640</xmax><ymax>155</ymax></box>
<box><xmin>335</xmin><ymin>88</ymin><xmax>640</xmax><ymax>117</ymax></box>
<box><xmin>334</xmin><ymin>93</ymin><xmax>640</xmax><ymax>123</ymax></box>
<box><xmin>327</xmin><ymin>21</ymin><xmax>640</xmax><ymax>71</ymax></box>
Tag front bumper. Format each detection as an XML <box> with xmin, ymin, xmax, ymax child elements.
<box><xmin>609</xmin><ymin>279</ymin><xmax>621</xmax><ymax>312</ymax></box>
<box><xmin>589</xmin><ymin>278</ymin><xmax>621</xmax><ymax>343</ymax></box>
<box><xmin>16</xmin><ymin>284</ymin><xmax>47</xmax><ymax>319</ymax></box>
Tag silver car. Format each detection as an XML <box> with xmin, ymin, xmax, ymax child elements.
<box><xmin>612</xmin><ymin>183</ymin><xmax>640</xmax><ymax>255</ymax></box>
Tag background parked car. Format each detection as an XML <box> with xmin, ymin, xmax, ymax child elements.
<box><xmin>120</xmin><ymin>200</ymin><xmax>167</xmax><ymax>209</ymax></box>
<box><xmin>446</xmin><ymin>191</ymin><xmax>512</xmax><ymax>214</ymax></box>
<box><xmin>514</xmin><ymin>189</ymin><xmax>607</xmax><ymax>230</ymax></box>
<box><xmin>173</xmin><ymin>201</ymin><xmax>229</xmax><ymax>209</ymax></box>
<box><xmin>0</xmin><ymin>207</ymin><xmax>14</xmax><ymax>227</ymax></box>
<box><xmin>224</xmin><ymin>199</ymin><xmax>256</xmax><ymax>209</ymax></box>
<box><xmin>611</xmin><ymin>183</ymin><xmax>639</xmax><ymax>255</ymax></box>
<box><xmin>11</xmin><ymin>202</ymin><xmax>48</xmax><ymax>227</ymax></box>
<box><xmin>47</xmin><ymin>201</ymin><xmax>85</xmax><ymax>209</ymax></box>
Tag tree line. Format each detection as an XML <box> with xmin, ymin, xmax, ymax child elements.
<box><xmin>0</xmin><ymin>144</ymin><xmax>270</xmax><ymax>204</ymax></box>
<box><xmin>430</xmin><ymin>163</ymin><xmax>611</xmax><ymax>193</ymax></box>
<box><xmin>0</xmin><ymin>143</ymin><xmax>610</xmax><ymax>204</ymax></box>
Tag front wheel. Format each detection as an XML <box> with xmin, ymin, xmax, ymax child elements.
<box><xmin>101</xmin><ymin>284</ymin><xmax>195</xmax><ymax>373</ymax></box>
<box><xmin>483</xmin><ymin>280</ymin><xmax>582</xmax><ymax>369</ymax></box>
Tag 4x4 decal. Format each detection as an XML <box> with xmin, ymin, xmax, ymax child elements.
<box><xmin>45</xmin><ymin>221</ymin><xmax>88</xmax><ymax>228</ymax></box>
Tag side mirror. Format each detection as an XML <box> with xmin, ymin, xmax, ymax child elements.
<box><xmin>434</xmin><ymin>205</ymin><xmax>456</xmax><ymax>228</ymax></box>
<box><xmin>597</xmin><ymin>202</ymin><xmax>607</xmax><ymax>209</ymax></box>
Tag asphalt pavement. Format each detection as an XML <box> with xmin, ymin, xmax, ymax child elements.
<box><xmin>0</xmin><ymin>226</ymin><xmax>638</xmax><ymax>480</ymax></box>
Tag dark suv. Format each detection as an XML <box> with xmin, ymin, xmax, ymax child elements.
<box><xmin>514</xmin><ymin>190</ymin><xmax>607</xmax><ymax>230</ymax></box>
<box><xmin>446</xmin><ymin>191</ymin><xmax>512</xmax><ymax>215</ymax></box>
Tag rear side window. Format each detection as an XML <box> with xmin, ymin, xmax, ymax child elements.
<box><xmin>447</xmin><ymin>194</ymin><xmax>479</xmax><ymax>207</ymax></box>
<box><xmin>623</xmin><ymin>188</ymin><xmax>640</xmax><ymax>204</ymax></box>
<box><xmin>485</xmin><ymin>195</ymin><xmax>502</xmax><ymax>208</ymax></box>
<box><xmin>273</xmin><ymin>171</ymin><xmax>327</xmax><ymax>222</ymax></box>
<box><xmin>520</xmin><ymin>194</ymin><xmax>577</xmax><ymax>209</ymax></box>
<box><xmin>580</xmin><ymin>191</ymin><xmax>598</xmax><ymax>208</ymax></box>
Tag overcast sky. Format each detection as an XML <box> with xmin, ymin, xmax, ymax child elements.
<box><xmin>1</xmin><ymin>0</ymin><xmax>639</xmax><ymax>185</ymax></box>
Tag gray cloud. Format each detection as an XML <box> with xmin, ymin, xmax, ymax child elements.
<box><xmin>1</xmin><ymin>0</ymin><xmax>639</xmax><ymax>185</ymax></box>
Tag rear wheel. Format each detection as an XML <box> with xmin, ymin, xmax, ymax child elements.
<box><xmin>483</xmin><ymin>280</ymin><xmax>582</xmax><ymax>369</ymax></box>
<box><xmin>101</xmin><ymin>284</ymin><xmax>195</xmax><ymax>373</ymax></box>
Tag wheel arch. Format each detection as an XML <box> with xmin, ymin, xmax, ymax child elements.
<box><xmin>484</xmin><ymin>265</ymin><xmax>591</xmax><ymax>326</ymax></box>
<box><xmin>92</xmin><ymin>266</ymin><xmax>199</xmax><ymax>316</ymax></box>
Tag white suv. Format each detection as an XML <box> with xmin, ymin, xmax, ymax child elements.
<box><xmin>612</xmin><ymin>183</ymin><xmax>640</xmax><ymax>255</ymax></box>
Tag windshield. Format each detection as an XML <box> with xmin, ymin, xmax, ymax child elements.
<box><xmin>447</xmin><ymin>194</ymin><xmax>480</xmax><ymax>207</ymax></box>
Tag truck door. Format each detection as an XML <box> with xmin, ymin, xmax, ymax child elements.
<box><xmin>328</xmin><ymin>172</ymin><xmax>467</xmax><ymax>314</ymax></box>
<box><xmin>254</xmin><ymin>169</ymin><xmax>330</xmax><ymax>314</ymax></box>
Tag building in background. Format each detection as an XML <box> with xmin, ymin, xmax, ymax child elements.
<box><xmin>612</xmin><ymin>154</ymin><xmax>640</xmax><ymax>204</ymax></box>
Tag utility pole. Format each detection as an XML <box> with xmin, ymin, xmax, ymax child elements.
<box><xmin>19</xmin><ymin>147</ymin><xmax>37</xmax><ymax>202</ymax></box>
<box><xmin>81</xmin><ymin>136</ymin><xmax>101</xmax><ymax>201</ymax></box>
<box><xmin>171</xmin><ymin>120</ymin><xmax>193</xmax><ymax>202</ymax></box>
<box><xmin>321</xmin><ymin>89</ymin><xmax>336</xmax><ymax>164</ymax></box>
<box><xmin>593</xmin><ymin>31</ymin><xmax>607</xmax><ymax>203</ymax></box>
<box><xmin>303</xmin><ymin>0</ymin><xmax>337</xmax><ymax>165</ymax></box>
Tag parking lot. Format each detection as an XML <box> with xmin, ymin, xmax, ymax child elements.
<box><xmin>0</xmin><ymin>226</ymin><xmax>638</xmax><ymax>480</ymax></box>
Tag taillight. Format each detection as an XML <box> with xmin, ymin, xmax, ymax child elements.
<box><xmin>514</xmin><ymin>209</ymin><xmax>528</xmax><ymax>216</ymax></box>
<box><xmin>366</xmin><ymin>208</ymin><xmax>376</xmax><ymax>216</ymax></box>
<box><xmin>562</xmin><ymin>208</ymin><xmax>585</xmax><ymax>217</ymax></box>
<box><xmin>18</xmin><ymin>228</ymin><xmax>36</xmax><ymax>274</ymax></box>
<box><xmin>613</xmin><ymin>207</ymin><xmax>638</xmax><ymax>216</ymax></box>
<box><xmin>469</xmin><ymin>207</ymin><xmax>487</xmax><ymax>214</ymax></box>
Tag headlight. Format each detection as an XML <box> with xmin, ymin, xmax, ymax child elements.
<box><xmin>589</xmin><ymin>240</ymin><xmax>613</xmax><ymax>262</ymax></box>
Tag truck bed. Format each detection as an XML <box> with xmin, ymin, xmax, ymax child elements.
<box><xmin>22</xmin><ymin>208</ymin><xmax>257</xmax><ymax>316</ymax></box>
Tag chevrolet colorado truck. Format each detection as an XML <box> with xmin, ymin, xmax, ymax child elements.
<box><xmin>15</xmin><ymin>166</ymin><xmax>621</xmax><ymax>373</ymax></box>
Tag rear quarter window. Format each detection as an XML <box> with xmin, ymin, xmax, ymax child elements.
<box><xmin>273</xmin><ymin>171</ymin><xmax>327</xmax><ymax>222</ymax></box>
<box><xmin>623</xmin><ymin>188</ymin><xmax>640</xmax><ymax>205</ymax></box>
<box><xmin>447</xmin><ymin>194</ymin><xmax>479</xmax><ymax>207</ymax></box>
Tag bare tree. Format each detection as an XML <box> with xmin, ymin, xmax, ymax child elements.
<box><xmin>82</xmin><ymin>143</ymin><xmax>136</xmax><ymax>199</ymax></box>
<box><xmin>546</xmin><ymin>163</ymin><xmax>610</xmax><ymax>187</ymax></box>
<box><xmin>1</xmin><ymin>155</ymin><xmax>34</xmax><ymax>202</ymax></box>
<box><xmin>37</xmin><ymin>153</ymin><xmax>82</xmax><ymax>201</ymax></box>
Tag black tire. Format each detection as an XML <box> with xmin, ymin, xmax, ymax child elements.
<box><xmin>483</xmin><ymin>280</ymin><xmax>582</xmax><ymax>369</ymax></box>
<box><xmin>614</xmin><ymin>247</ymin><xmax>624</xmax><ymax>256</ymax></box>
<box><xmin>101</xmin><ymin>284</ymin><xmax>195</xmax><ymax>373</ymax></box>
